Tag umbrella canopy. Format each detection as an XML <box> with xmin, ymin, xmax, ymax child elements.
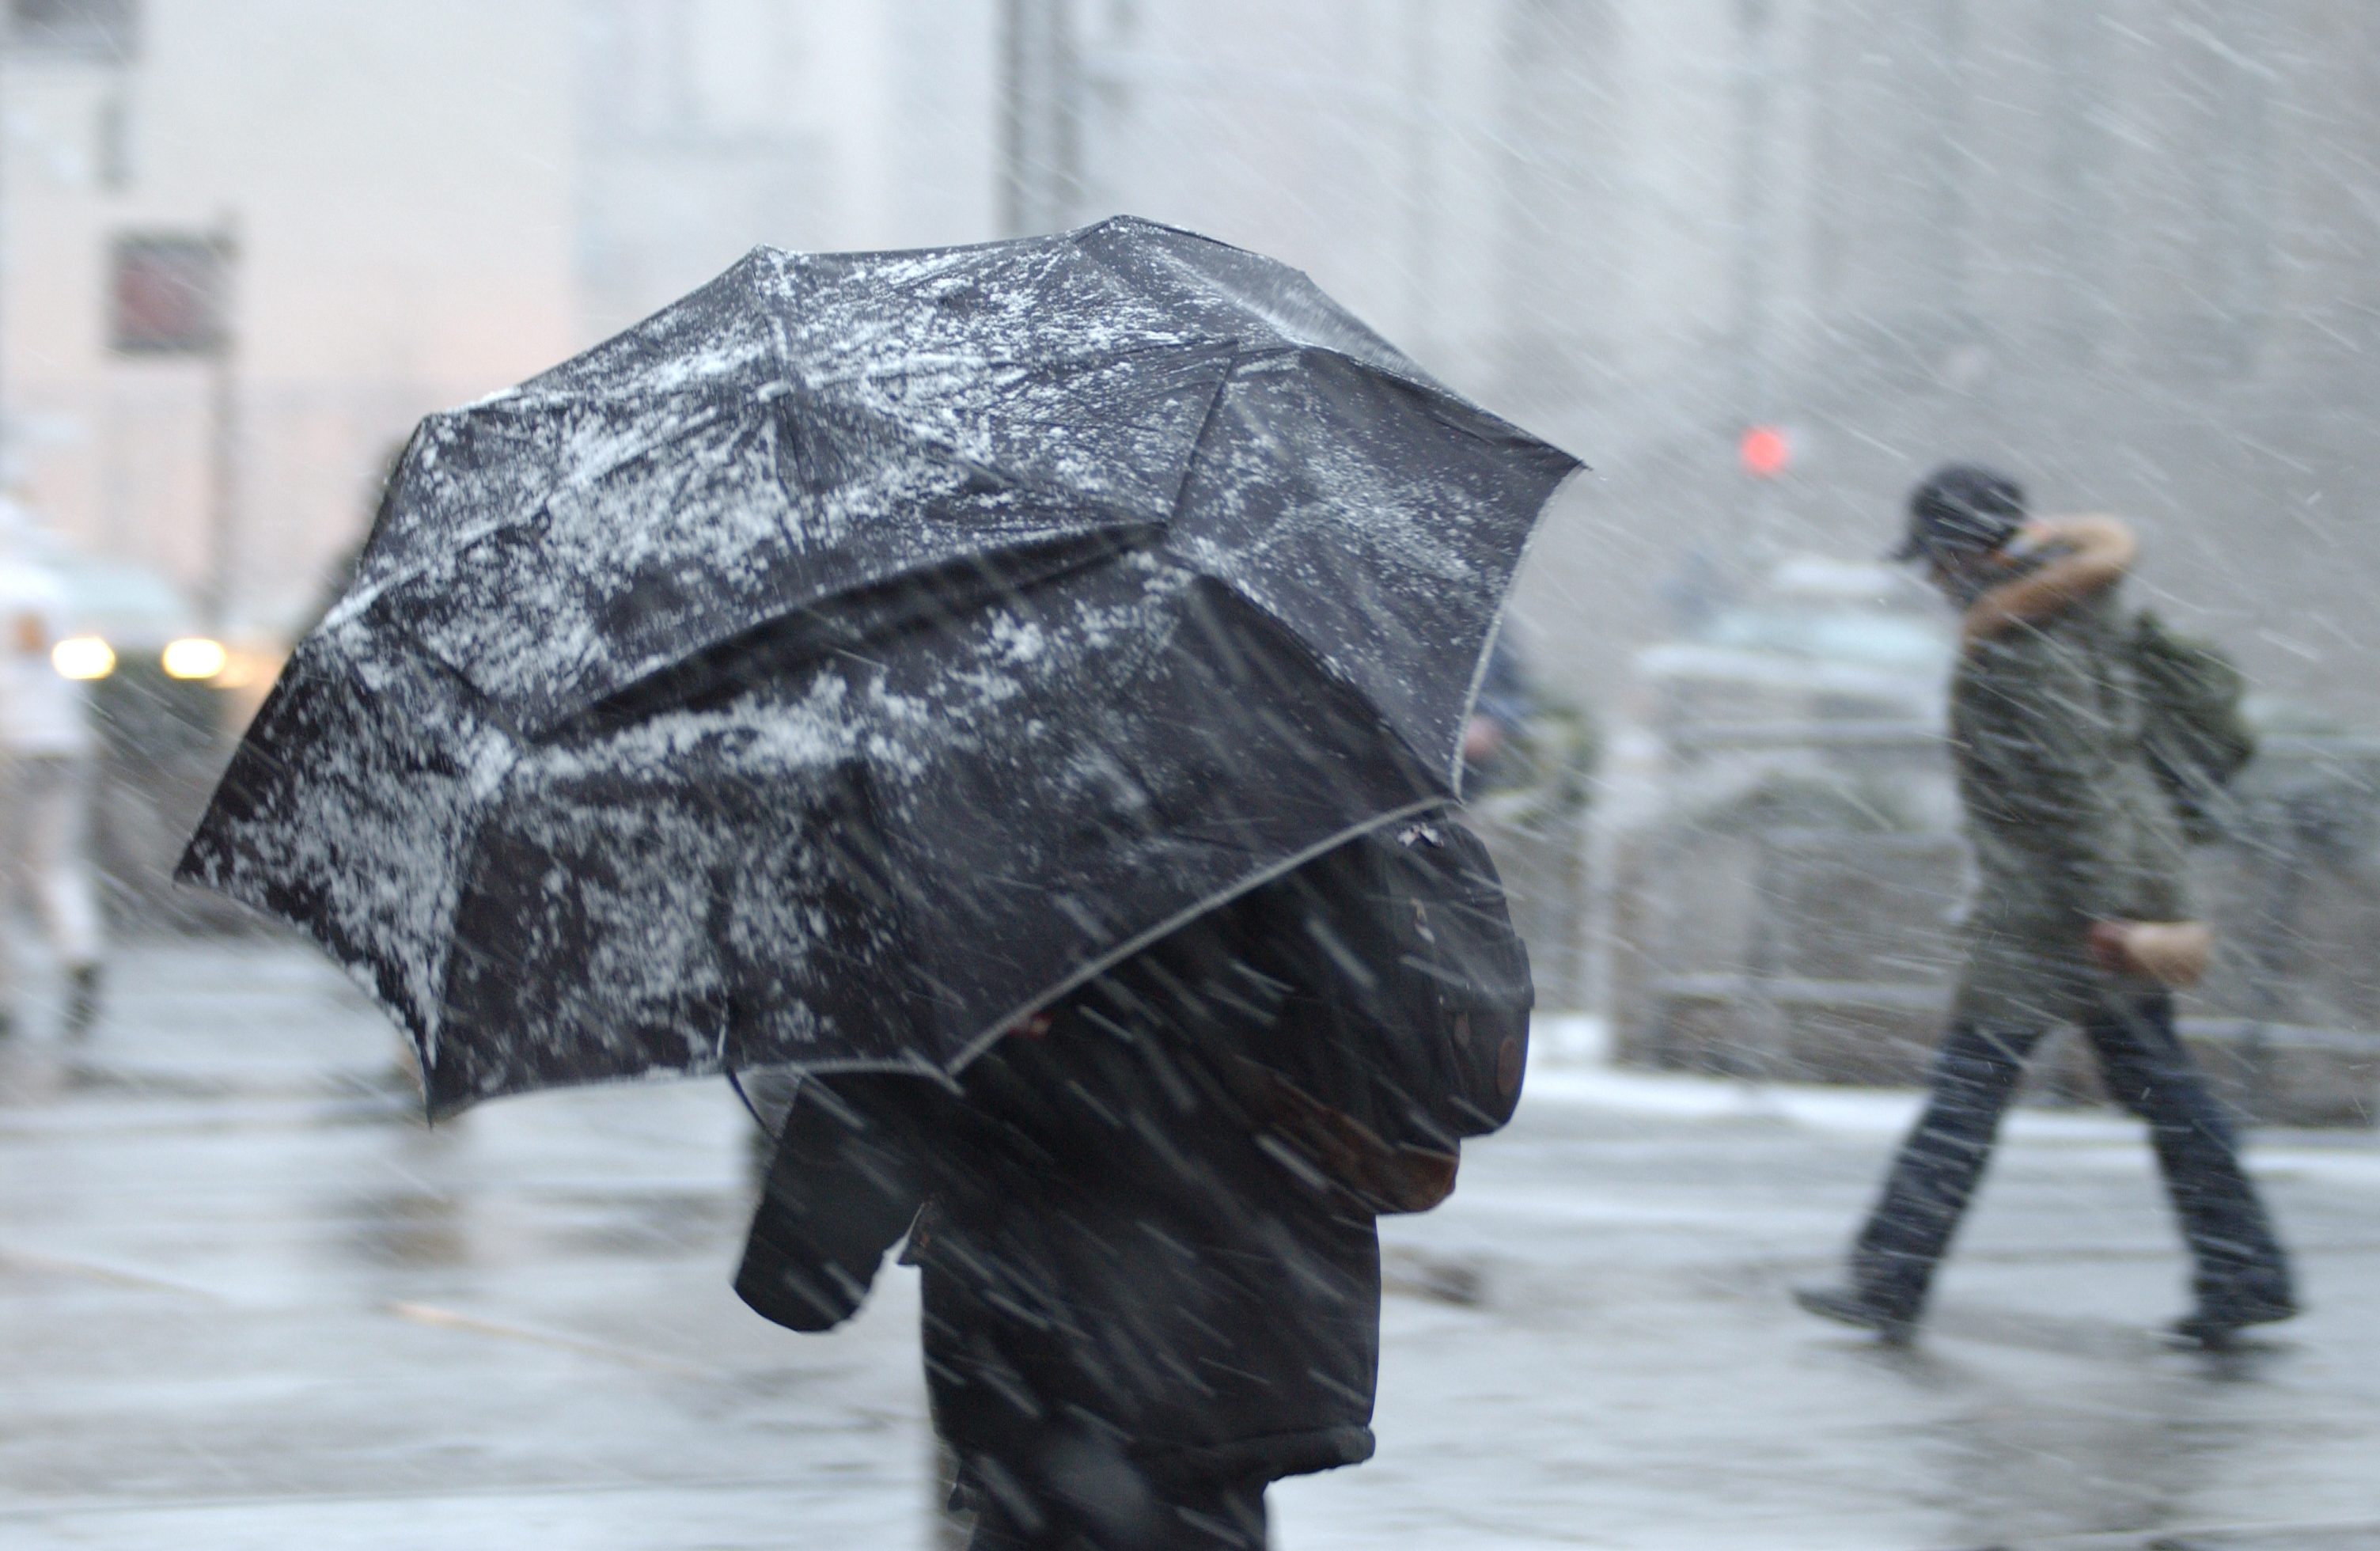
<box><xmin>180</xmin><ymin>217</ymin><xmax>1579</xmax><ymax>1118</ymax></box>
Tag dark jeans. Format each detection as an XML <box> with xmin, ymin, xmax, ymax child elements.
<box><xmin>1852</xmin><ymin>992</ymin><xmax>2294</xmax><ymax>1322</ymax></box>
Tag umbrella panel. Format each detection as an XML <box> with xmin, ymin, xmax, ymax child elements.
<box><xmin>370</xmin><ymin>345</ymin><xmax>1234</xmax><ymax>740</ymax></box>
<box><xmin>181</xmin><ymin>620</ymin><xmax>504</xmax><ymax>1045</ymax></box>
<box><xmin>1165</xmin><ymin>348</ymin><xmax>1577</xmax><ymax>780</ymax></box>
<box><xmin>184</xmin><ymin>220</ymin><xmax>1582</xmax><ymax>1115</ymax></box>
<box><xmin>424</xmin><ymin>550</ymin><xmax>1443</xmax><ymax>1115</ymax></box>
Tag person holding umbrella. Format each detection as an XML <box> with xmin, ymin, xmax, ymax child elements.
<box><xmin>740</xmin><ymin>814</ymin><xmax>1531</xmax><ymax>1548</ymax></box>
<box><xmin>180</xmin><ymin>218</ymin><xmax>1577</xmax><ymax>1545</ymax></box>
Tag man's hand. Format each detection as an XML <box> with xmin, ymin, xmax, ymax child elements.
<box><xmin>2086</xmin><ymin>920</ymin><xmax>2213</xmax><ymax>988</ymax></box>
<box><xmin>1962</xmin><ymin>515</ymin><xmax>2137</xmax><ymax>644</ymax></box>
<box><xmin>1461</xmin><ymin>715</ymin><xmax>1505</xmax><ymax>764</ymax></box>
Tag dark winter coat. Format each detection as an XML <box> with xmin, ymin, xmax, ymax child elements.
<box><xmin>736</xmin><ymin>817</ymin><xmax>1531</xmax><ymax>1495</ymax></box>
<box><xmin>1949</xmin><ymin>579</ymin><xmax>2190</xmax><ymax>1028</ymax></box>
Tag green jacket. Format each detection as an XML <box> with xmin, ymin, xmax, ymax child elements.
<box><xmin>1947</xmin><ymin>581</ymin><xmax>2190</xmax><ymax>1028</ymax></box>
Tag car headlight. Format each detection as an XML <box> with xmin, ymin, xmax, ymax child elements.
<box><xmin>51</xmin><ymin>636</ymin><xmax>117</xmax><ymax>681</ymax></box>
<box><xmin>162</xmin><ymin>637</ymin><xmax>230</xmax><ymax>681</ymax></box>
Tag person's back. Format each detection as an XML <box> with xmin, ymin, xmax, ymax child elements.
<box><xmin>909</xmin><ymin>977</ymin><xmax>1385</xmax><ymax>1547</ymax></box>
<box><xmin>736</xmin><ymin>815</ymin><xmax>1532</xmax><ymax>1548</ymax></box>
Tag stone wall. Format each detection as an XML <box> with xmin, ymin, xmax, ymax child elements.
<box><xmin>1605</xmin><ymin>728</ymin><xmax>2380</xmax><ymax>1128</ymax></box>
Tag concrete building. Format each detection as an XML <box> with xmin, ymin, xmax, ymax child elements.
<box><xmin>1006</xmin><ymin>0</ymin><xmax>2380</xmax><ymax>726</ymax></box>
<box><xmin>573</xmin><ymin>0</ymin><xmax>999</xmax><ymax>337</ymax></box>
<box><xmin>3</xmin><ymin>0</ymin><xmax>2377</xmax><ymax>730</ymax></box>
<box><xmin>0</xmin><ymin>0</ymin><xmax>999</xmax><ymax>643</ymax></box>
<box><xmin>0</xmin><ymin>0</ymin><xmax>582</xmax><ymax>638</ymax></box>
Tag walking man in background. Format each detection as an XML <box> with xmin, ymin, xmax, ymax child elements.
<box><xmin>0</xmin><ymin>508</ymin><xmax>106</xmax><ymax>1040</ymax></box>
<box><xmin>1795</xmin><ymin>464</ymin><xmax>2295</xmax><ymax>1350</ymax></box>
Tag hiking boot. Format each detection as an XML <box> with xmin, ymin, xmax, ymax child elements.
<box><xmin>2171</xmin><ymin>1299</ymin><xmax>2298</xmax><ymax>1351</ymax></box>
<box><xmin>1792</xmin><ymin>1284</ymin><xmax>1916</xmax><ymax>1346</ymax></box>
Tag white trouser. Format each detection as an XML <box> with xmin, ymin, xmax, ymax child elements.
<box><xmin>2</xmin><ymin>753</ymin><xmax>105</xmax><ymax>994</ymax></box>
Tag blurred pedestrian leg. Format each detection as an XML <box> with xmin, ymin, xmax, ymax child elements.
<box><xmin>0</xmin><ymin>527</ymin><xmax>106</xmax><ymax>1041</ymax></box>
<box><xmin>958</xmin><ymin>1444</ymin><xmax>1268</xmax><ymax>1549</ymax></box>
<box><xmin>8</xmin><ymin>752</ymin><xmax>106</xmax><ymax>1036</ymax></box>
<box><xmin>2086</xmin><ymin>993</ymin><xmax>2293</xmax><ymax>1323</ymax></box>
<box><xmin>1844</xmin><ymin>1022</ymin><xmax>2036</xmax><ymax>1322</ymax></box>
<box><xmin>1850</xmin><ymin>994</ymin><xmax>2291</xmax><ymax>1326</ymax></box>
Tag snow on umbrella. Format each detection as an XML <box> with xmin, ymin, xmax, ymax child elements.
<box><xmin>178</xmin><ymin>217</ymin><xmax>1580</xmax><ymax>1119</ymax></box>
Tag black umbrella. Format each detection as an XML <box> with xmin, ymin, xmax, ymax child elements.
<box><xmin>180</xmin><ymin>218</ymin><xmax>1578</xmax><ymax>1118</ymax></box>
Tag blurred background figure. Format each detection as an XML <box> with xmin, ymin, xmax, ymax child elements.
<box><xmin>1462</xmin><ymin>626</ymin><xmax>1537</xmax><ymax>794</ymax></box>
<box><xmin>0</xmin><ymin>497</ymin><xmax>105</xmax><ymax>1040</ymax></box>
<box><xmin>1793</xmin><ymin>466</ymin><xmax>2295</xmax><ymax>1349</ymax></box>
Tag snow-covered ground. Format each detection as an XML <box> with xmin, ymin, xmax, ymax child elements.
<box><xmin>4</xmin><ymin>948</ymin><xmax>2375</xmax><ymax>1549</ymax></box>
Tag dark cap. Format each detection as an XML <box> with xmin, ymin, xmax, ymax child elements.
<box><xmin>1892</xmin><ymin>464</ymin><xmax>2026</xmax><ymax>563</ymax></box>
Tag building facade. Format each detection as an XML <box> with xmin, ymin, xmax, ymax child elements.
<box><xmin>1010</xmin><ymin>0</ymin><xmax>2380</xmax><ymax>724</ymax></box>
<box><xmin>0</xmin><ymin>0</ymin><xmax>998</xmax><ymax>643</ymax></box>
<box><xmin>2</xmin><ymin>0</ymin><xmax>2376</xmax><ymax>726</ymax></box>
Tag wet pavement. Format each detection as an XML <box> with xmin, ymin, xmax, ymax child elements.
<box><xmin>4</xmin><ymin>939</ymin><xmax>2377</xmax><ymax>1549</ymax></box>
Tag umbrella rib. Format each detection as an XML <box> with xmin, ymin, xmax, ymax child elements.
<box><xmin>335</xmin><ymin>395</ymin><xmax>741</xmax><ymax>620</ymax></box>
<box><xmin>1226</xmin><ymin>341</ymin><xmax>1588</xmax><ymax>463</ymax></box>
<box><xmin>938</xmin><ymin>794</ymin><xmax>1448</xmax><ymax>1084</ymax></box>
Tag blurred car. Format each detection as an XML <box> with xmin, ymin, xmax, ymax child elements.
<box><xmin>1628</xmin><ymin>555</ymin><xmax>1954</xmax><ymax>734</ymax></box>
<box><xmin>2</xmin><ymin>517</ymin><xmax>262</xmax><ymax>930</ymax></box>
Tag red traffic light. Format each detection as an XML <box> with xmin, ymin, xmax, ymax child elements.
<box><xmin>1738</xmin><ymin>425</ymin><xmax>1791</xmax><ymax>480</ymax></box>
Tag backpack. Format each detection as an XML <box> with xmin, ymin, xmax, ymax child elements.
<box><xmin>1042</xmin><ymin>812</ymin><xmax>1534</xmax><ymax>1210</ymax></box>
<box><xmin>1223</xmin><ymin>815</ymin><xmax>1535</xmax><ymax>1155</ymax></box>
<box><xmin>735</xmin><ymin>815</ymin><xmax>1536</xmax><ymax>1332</ymax></box>
<box><xmin>2131</xmin><ymin>609</ymin><xmax>2256</xmax><ymax>843</ymax></box>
